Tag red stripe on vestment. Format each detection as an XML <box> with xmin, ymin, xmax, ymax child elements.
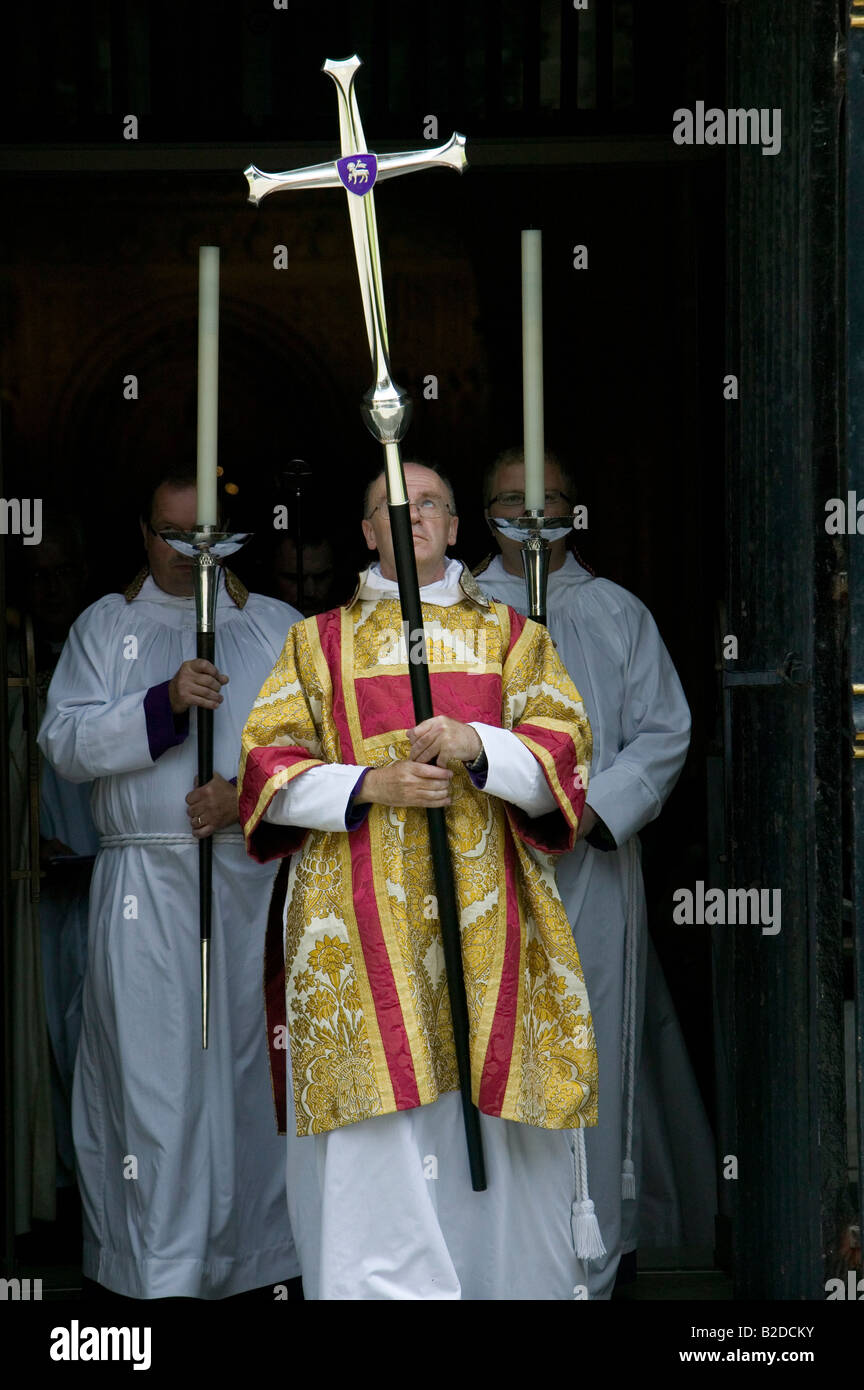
<box><xmin>512</xmin><ymin>720</ymin><xmax>585</xmax><ymax>854</ymax></box>
<box><xmin>506</xmin><ymin>606</ymin><xmax>529</xmax><ymax>653</ymax></box>
<box><xmin>318</xmin><ymin>611</ymin><xmax>354</xmax><ymax>760</ymax></box>
<box><xmin>349</xmin><ymin>813</ymin><xmax>421</xmax><ymax>1111</ymax></box>
<box><xmin>242</xmin><ymin>744</ymin><xmax>315</xmax><ymax>862</ymax></box>
<box><xmin>478</xmin><ymin>833</ymin><xmax>521</xmax><ymax>1115</ymax></box>
<box><xmin>517</xmin><ymin>721</ymin><xmax>583</xmax><ymax>803</ymax></box>
<box><xmin>264</xmin><ymin>860</ymin><xmax>291</xmax><ymax>1133</ymax></box>
<box><xmin>319</xmin><ymin>609</ymin><xmax>420</xmax><ymax>1110</ymax></box>
<box><xmin>355</xmin><ymin>671</ymin><xmax>502</xmax><ymax>741</ymax></box>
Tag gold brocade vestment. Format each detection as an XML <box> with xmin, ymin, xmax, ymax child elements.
<box><xmin>240</xmin><ymin>571</ymin><xmax>598</xmax><ymax>1137</ymax></box>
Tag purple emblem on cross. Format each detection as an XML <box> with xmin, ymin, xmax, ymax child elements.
<box><xmin>336</xmin><ymin>153</ymin><xmax>378</xmax><ymax>196</ymax></box>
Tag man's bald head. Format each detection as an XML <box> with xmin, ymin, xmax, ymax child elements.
<box><xmin>361</xmin><ymin>461</ymin><xmax>459</xmax><ymax>587</ymax></box>
<box><xmin>363</xmin><ymin>461</ymin><xmax>456</xmax><ymax>519</ymax></box>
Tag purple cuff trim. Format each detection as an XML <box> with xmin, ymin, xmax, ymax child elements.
<box><xmin>345</xmin><ymin>769</ymin><xmax>372</xmax><ymax>830</ymax></box>
<box><xmin>466</xmin><ymin>751</ymin><xmax>488</xmax><ymax>790</ymax></box>
<box><xmin>144</xmin><ymin>681</ymin><xmax>189</xmax><ymax>761</ymax></box>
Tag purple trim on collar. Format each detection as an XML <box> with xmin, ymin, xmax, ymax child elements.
<box><xmin>144</xmin><ymin>681</ymin><xmax>189</xmax><ymax>761</ymax></box>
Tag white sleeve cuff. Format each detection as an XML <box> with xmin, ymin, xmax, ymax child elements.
<box><xmin>264</xmin><ymin>763</ymin><xmax>366</xmax><ymax>832</ymax></box>
<box><xmin>468</xmin><ymin>722</ymin><xmax>558</xmax><ymax>818</ymax></box>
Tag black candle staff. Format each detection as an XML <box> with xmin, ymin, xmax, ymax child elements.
<box><xmin>194</xmin><ymin>551</ymin><xmax>217</xmax><ymax>1048</ymax></box>
<box><xmin>163</xmin><ymin>250</ymin><xmax>251</xmax><ymax>1047</ymax></box>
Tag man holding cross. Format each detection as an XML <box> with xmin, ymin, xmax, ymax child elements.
<box><xmin>241</xmin><ymin>54</ymin><xmax>602</xmax><ymax>1298</ymax></box>
<box><xmin>239</xmin><ymin>462</ymin><xmax>600</xmax><ymax>1300</ymax></box>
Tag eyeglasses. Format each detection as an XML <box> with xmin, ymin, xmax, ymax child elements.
<box><xmin>366</xmin><ymin>496</ymin><xmax>455</xmax><ymax>520</ymax></box>
<box><xmin>488</xmin><ymin>490</ymin><xmax>573</xmax><ymax>509</ymax></box>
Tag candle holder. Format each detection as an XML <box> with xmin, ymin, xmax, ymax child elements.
<box><xmin>162</xmin><ymin>527</ymin><xmax>252</xmax><ymax>613</ymax></box>
<box><xmin>162</xmin><ymin>526</ymin><xmax>251</xmax><ymax>1048</ymax></box>
<box><xmin>486</xmin><ymin>510</ymin><xmax>575</xmax><ymax>626</ymax></box>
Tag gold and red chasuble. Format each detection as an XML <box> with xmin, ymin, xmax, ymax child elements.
<box><xmin>239</xmin><ymin>575</ymin><xmax>597</xmax><ymax>1137</ymax></box>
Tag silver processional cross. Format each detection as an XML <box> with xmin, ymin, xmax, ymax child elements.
<box><xmin>244</xmin><ymin>53</ymin><xmax>467</xmax><ymax>498</ymax></box>
<box><xmin>244</xmin><ymin>59</ymin><xmax>487</xmax><ymax>1191</ymax></box>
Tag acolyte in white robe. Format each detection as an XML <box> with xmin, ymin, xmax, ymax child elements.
<box><xmin>264</xmin><ymin>561</ymin><xmax>593</xmax><ymax>1301</ymax></box>
<box><xmin>38</xmin><ymin>571</ymin><xmax>302</xmax><ymax>1299</ymax></box>
<box><xmin>476</xmin><ymin>552</ymin><xmax>716</xmax><ymax>1298</ymax></box>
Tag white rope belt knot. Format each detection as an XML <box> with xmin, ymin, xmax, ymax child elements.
<box><xmin>99</xmin><ymin>831</ymin><xmax>243</xmax><ymax>848</ymax></box>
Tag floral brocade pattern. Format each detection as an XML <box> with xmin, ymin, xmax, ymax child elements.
<box><xmin>373</xmin><ymin>771</ymin><xmax>499</xmax><ymax>1102</ymax></box>
<box><xmin>242</xmin><ymin>595</ymin><xmax>598</xmax><ymax>1135</ymax></box>
<box><xmin>282</xmin><ymin>840</ymin><xmax>383</xmax><ymax>1134</ymax></box>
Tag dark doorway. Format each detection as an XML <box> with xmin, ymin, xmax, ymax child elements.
<box><xmin>5</xmin><ymin>0</ymin><xmax>854</xmax><ymax>1324</ymax></box>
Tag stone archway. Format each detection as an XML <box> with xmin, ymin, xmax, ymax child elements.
<box><xmin>45</xmin><ymin>291</ymin><xmax>354</xmax><ymax>594</ymax></box>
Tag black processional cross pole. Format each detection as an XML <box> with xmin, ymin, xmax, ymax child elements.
<box><xmin>244</xmin><ymin>55</ymin><xmax>487</xmax><ymax>1191</ymax></box>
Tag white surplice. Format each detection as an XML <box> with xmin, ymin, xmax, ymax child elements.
<box><xmin>38</xmin><ymin>572</ymin><xmax>301</xmax><ymax>1298</ymax></box>
<box><xmin>475</xmin><ymin>552</ymin><xmax>716</xmax><ymax>1298</ymax></box>
<box><xmin>266</xmin><ymin>560</ymin><xmax>592</xmax><ymax>1301</ymax></box>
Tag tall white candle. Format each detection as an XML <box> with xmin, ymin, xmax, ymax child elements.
<box><xmin>521</xmin><ymin>229</ymin><xmax>545</xmax><ymax>512</ymax></box>
<box><xmin>196</xmin><ymin>246</ymin><xmax>220</xmax><ymax>528</ymax></box>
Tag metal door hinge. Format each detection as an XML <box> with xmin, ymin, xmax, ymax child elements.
<box><xmin>723</xmin><ymin>652</ymin><xmax>808</xmax><ymax>688</ymax></box>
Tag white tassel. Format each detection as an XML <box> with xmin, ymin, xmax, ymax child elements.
<box><xmin>621</xmin><ymin>1157</ymin><xmax>636</xmax><ymax>1200</ymax></box>
<box><xmin>570</xmin><ymin>1129</ymin><xmax>607</xmax><ymax>1260</ymax></box>
<box><xmin>571</xmin><ymin>1198</ymin><xmax>607</xmax><ymax>1260</ymax></box>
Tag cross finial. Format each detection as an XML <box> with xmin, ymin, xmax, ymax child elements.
<box><xmin>244</xmin><ymin>55</ymin><xmax>467</xmax><ymax>461</ymax></box>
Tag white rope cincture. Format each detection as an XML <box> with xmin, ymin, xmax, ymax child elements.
<box><xmin>621</xmin><ymin>836</ymin><xmax>639</xmax><ymax>1201</ymax></box>
<box><xmin>570</xmin><ymin>1127</ymin><xmax>607</xmax><ymax>1260</ymax></box>
<box><xmin>99</xmin><ymin>831</ymin><xmax>243</xmax><ymax>847</ymax></box>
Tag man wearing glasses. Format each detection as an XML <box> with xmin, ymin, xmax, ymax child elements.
<box><xmin>38</xmin><ymin>472</ymin><xmax>302</xmax><ymax>1299</ymax></box>
<box><xmin>239</xmin><ymin>461</ymin><xmax>600</xmax><ymax>1300</ymax></box>
<box><xmin>475</xmin><ymin>447</ymin><xmax>714</xmax><ymax>1299</ymax></box>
